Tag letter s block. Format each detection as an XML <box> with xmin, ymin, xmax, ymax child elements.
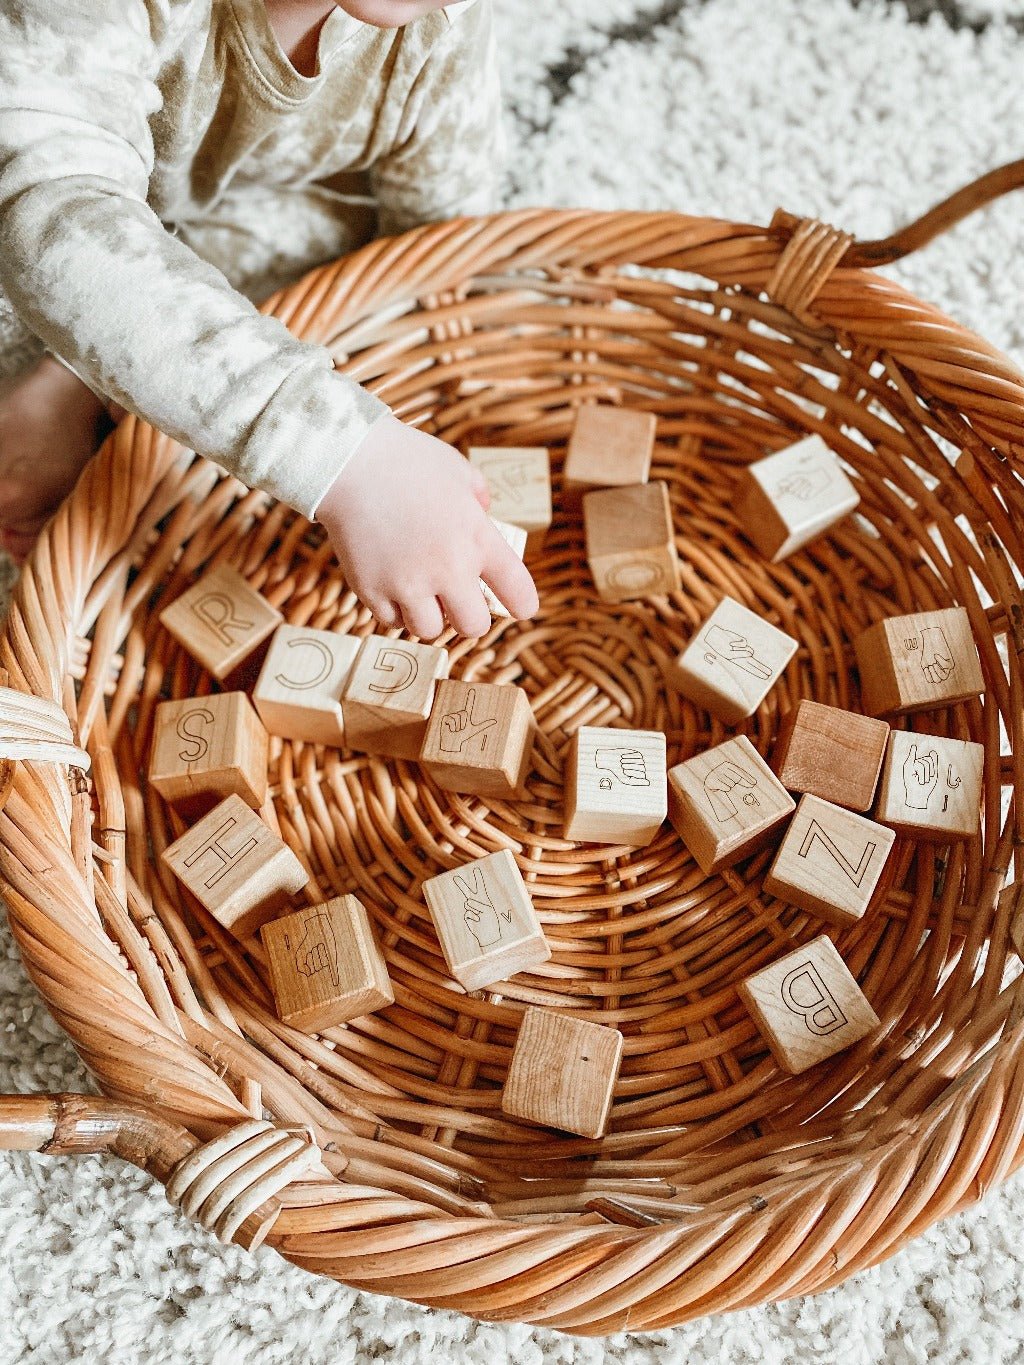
<box><xmin>149</xmin><ymin>691</ymin><xmax>268</xmax><ymax>817</ymax></box>
<box><xmin>738</xmin><ymin>935</ymin><xmax>880</xmax><ymax>1074</ymax></box>
<box><xmin>341</xmin><ymin>636</ymin><xmax>450</xmax><ymax>759</ymax></box>
<box><xmin>252</xmin><ymin>624</ymin><xmax>361</xmax><ymax>745</ymax></box>
<box><xmin>159</xmin><ymin>563</ymin><xmax>282</xmax><ymax>681</ymax></box>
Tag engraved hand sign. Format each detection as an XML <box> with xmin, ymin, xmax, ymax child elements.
<box><xmin>439</xmin><ymin>686</ymin><xmax>498</xmax><ymax>755</ymax></box>
<box><xmin>485</xmin><ymin>458</ymin><xmax>531</xmax><ymax>505</ymax></box>
<box><xmin>453</xmin><ymin>866</ymin><xmax>511</xmax><ymax>949</ymax></box>
<box><xmin>902</xmin><ymin>742</ymin><xmax>939</xmax><ymax>810</ymax></box>
<box><xmin>703</xmin><ymin>760</ymin><xmax>760</xmax><ymax>822</ymax></box>
<box><xmin>773</xmin><ymin>466</ymin><xmax>832</xmax><ymax>503</ymax></box>
<box><xmin>702</xmin><ymin>625</ymin><xmax>773</xmax><ymax>680</ymax></box>
<box><xmin>290</xmin><ymin>911</ymin><xmax>340</xmax><ymax>988</ymax></box>
<box><xmin>918</xmin><ymin>627</ymin><xmax>955</xmax><ymax>686</ymax></box>
<box><xmin>594</xmin><ymin>747</ymin><xmax>650</xmax><ymax>791</ymax></box>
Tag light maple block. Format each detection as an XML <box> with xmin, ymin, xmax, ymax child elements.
<box><xmin>854</xmin><ymin>607</ymin><xmax>985</xmax><ymax>716</ymax></box>
<box><xmin>764</xmin><ymin>794</ymin><xmax>895</xmax><ymax>927</ymax></box>
<box><xmin>149</xmin><ymin>691</ymin><xmax>268</xmax><ymax>817</ymax></box>
<box><xmin>253</xmin><ymin>624</ymin><xmax>361</xmax><ymax>745</ymax></box>
<box><xmin>341</xmin><ymin>636</ymin><xmax>450</xmax><ymax>759</ymax></box>
<box><xmin>420</xmin><ymin>680</ymin><xmax>536</xmax><ymax>798</ymax></box>
<box><xmin>668</xmin><ymin>735</ymin><xmax>795</xmax><ymax>874</ymax></box>
<box><xmin>162</xmin><ymin>794</ymin><xmax>309</xmax><ymax>940</ymax></box>
<box><xmin>564</xmin><ymin>405</ymin><xmax>656</xmax><ymax>495</ymax></box>
<box><xmin>482</xmin><ymin>519</ymin><xmax>528</xmax><ymax>618</ymax></box>
<box><xmin>583</xmin><ymin>482</ymin><xmax>681</xmax><ymax>602</ymax></box>
<box><xmin>736</xmin><ymin>434</ymin><xmax>860</xmax><ymax>562</ymax></box>
<box><xmin>159</xmin><ymin>563</ymin><xmax>282</xmax><ymax>681</ymax></box>
<box><xmin>738</xmin><ymin>935</ymin><xmax>880</xmax><ymax>1074</ymax></box>
<box><xmin>564</xmin><ymin>726</ymin><xmax>667</xmax><ymax>846</ymax></box>
<box><xmin>261</xmin><ymin>895</ymin><xmax>394</xmax><ymax>1032</ymax></box>
<box><xmin>422</xmin><ymin>849</ymin><xmax>551</xmax><ymax>992</ymax></box>
<box><xmin>501</xmin><ymin>1007</ymin><xmax>624</xmax><ymax>1139</ymax></box>
<box><xmin>469</xmin><ymin>447</ymin><xmax>552</xmax><ymax>550</ymax></box>
<box><xmin>875</xmin><ymin>730</ymin><xmax>984</xmax><ymax>840</ymax></box>
<box><xmin>667</xmin><ymin>596</ymin><xmax>798</xmax><ymax>725</ymax></box>
<box><xmin>772</xmin><ymin>700</ymin><xmax>890</xmax><ymax>812</ymax></box>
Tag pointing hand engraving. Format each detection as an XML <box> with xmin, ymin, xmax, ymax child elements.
<box><xmin>703</xmin><ymin>625</ymin><xmax>773</xmax><ymax>680</ymax></box>
<box><xmin>439</xmin><ymin>686</ymin><xmax>498</xmax><ymax>754</ymax></box>
<box><xmin>703</xmin><ymin>760</ymin><xmax>760</xmax><ymax>822</ymax></box>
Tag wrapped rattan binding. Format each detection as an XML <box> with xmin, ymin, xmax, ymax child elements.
<box><xmin>5</xmin><ymin>161</ymin><xmax>1024</xmax><ymax>1333</ymax></box>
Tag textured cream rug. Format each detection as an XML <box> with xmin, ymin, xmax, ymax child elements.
<box><xmin>4</xmin><ymin>2</ymin><xmax>1024</xmax><ymax>1360</ymax></box>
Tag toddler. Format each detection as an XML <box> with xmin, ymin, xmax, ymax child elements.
<box><xmin>0</xmin><ymin>0</ymin><xmax>538</xmax><ymax>639</ymax></box>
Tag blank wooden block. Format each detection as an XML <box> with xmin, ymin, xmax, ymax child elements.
<box><xmin>502</xmin><ymin>1007</ymin><xmax>624</xmax><ymax>1139</ymax></box>
<box><xmin>564</xmin><ymin>725</ymin><xmax>667</xmax><ymax>846</ymax></box>
<box><xmin>668</xmin><ymin>735</ymin><xmax>795</xmax><ymax>874</ymax></box>
<box><xmin>341</xmin><ymin>636</ymin><xmax>450</xmax><ymax>758</ymax></box>
<box><xmin>482</xmin><ymin>519</ymin><xmax>528</xmax><ymax>618</ymax></box>
<box><xmin>159</xmin><ymin>563</ymin><xmax>282</xmax><ymax>681</ymax></box>
<box><xmin>738</xmin><ymin>935</ymin><xmax>880</xmax><ymax>1074</ymax></box>
<box><xmin>261</xmin><ymin>895</ymin><xmax>394</xmax><ymax>1032</ymax></box>
<box><xmin>564</xmin><ymin>405</ymin><xmax>656</xmax><ymax>495</ymax></box>
<box><xmin>583</xmin><ymin>482</ymin><xmax>681</xmax><ymax>602</ymax></box>
<box><xmin>162</xmin><ymin>794</ymin><xmax>309</xmax><ymax>939</ymax></box>
<box><xmin>252</xmin><ymin>624</ymin><xmax>361</xmax><ymax>745</ymax></box>
<box><xmin>875</xmin><ymin>730</ymin><xmax>983</xmax><ymax>840</ymax></box>
<box><xmin>736</xmin><ymin>435</ymin><xmax>860</xmax><ymax>562</ymax></box>
<box><xmin>764</xmin><ymin>794</ymin><xmax>895</xmax><ymax>927</ymax></box>
<box><xmin>772</xmin><ymin>700</ymin><xmax>890</xmax><ymax>812</ymax></box>
<box><xmin>854</xmin><ymin>607</ymin><xmax>984</xmax><ymax>716</ymax></box>
<box><xmin>420</xmin><ymin>680</ymin><xmax>536</xmax><ymax>797</ymax></box>
<box><xmin>149</xmin><ymin>691</ymin><xmax>268</xmax><ymax>817</ymax></box>
<box><xmin>469</xmin><ymin>447</ymin><xmax>552</xmax><ymax>550</ymax></box>
<box><xmin>422</xmin><ymin>849</ymin><xmax>551</xmax><ymax>991</ymax></box>
<box><xmin>667</xmin><ymin>596</ymin><xmax>798</xmax><ymax>725</ymax></box>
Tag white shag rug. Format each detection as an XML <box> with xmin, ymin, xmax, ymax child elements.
<box><xmin>5</xmin><ymin>2</ymin><xmax>1024</xmax><ymax>1360</ymax></box>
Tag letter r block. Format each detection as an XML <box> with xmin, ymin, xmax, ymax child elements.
<box><xmin>341</xmin><ymin>636</ymin><xmax>450</xmax><ymax>759</ymax></box>
<box><xmin>738</xmin><ymin>935</ymin><xmax>880</xmax><ymax>1073</ymax></box>
<box><xmin>159</xmin><ymin>563</ymin><xmax>282</xmax><ymax>681</ymax></box>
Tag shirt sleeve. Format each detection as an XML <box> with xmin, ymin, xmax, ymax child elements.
<box><xmin>0</xmin><ymin>0</ymin><xmax>389</xmax><ymax>520</ymax></box>
<box><xmin>371</xmin><ymin>0</ymin><xmax>505</xmax><ymax>235</ymax></box>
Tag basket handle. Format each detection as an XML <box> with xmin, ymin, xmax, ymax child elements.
<box><xmin>772</xmin><ymin>156</ymin><xmax>1024</xmax><ymax>267</ymax></box>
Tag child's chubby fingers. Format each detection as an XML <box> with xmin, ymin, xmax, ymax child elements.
<box><xmin>440</xmin><ymin>583</ymin><xmax>493</xmax><ymax>640</ymax></box>
<box><xmin>480</xmin><ymin>532</ymin><xmax>540</xmax><ymax>621</ymax></box>
<box><xmin>468</xmin><ymin>466</ymin><xmax>491</xmax><ymax>511</ymax></box>
<box><xmin>399</xmin><ymin>596</ymin><xmax>445</xmax><ymax>642</ymax></box>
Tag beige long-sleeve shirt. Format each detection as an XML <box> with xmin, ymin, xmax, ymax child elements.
<box><xmin>0</xmin><ymin>1</ymin><xmax>501</xmax><ymax>517</ymax></box>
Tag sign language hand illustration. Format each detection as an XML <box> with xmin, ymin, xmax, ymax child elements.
<box><xmin>702</xmin><ymin>625</ymin><xmax>773</xmax><ymax>679</ymax></box>
<box><xmin>902</xmin><ymin>742</ymin><xmax>940</xmax><ymax>810</ymax></box>
<box><xmin>439</xmin><ymin>687</ymin><xmax>498</xmax><ymax>755</ymax></box>
<box><xmin>594</xmin><ymin>747</ymin><xmax>651</xmax><ymax>791</ymax></box>
<box><xmin>703</xmin><ymin>760</ymin><xmax>761</xmax><ymax>822</ymax></box>
<box><xmin>453</xmin><ymin>866</ymin><xmax>511</xmax><ymax>949</ymax></box>
<box><xmin>773</xmin><ymin>466</ymin><xmax>832</xmax><ymax>503</ymax></box>
<box><xmin>291</xmin><ymin>912</ymin><xmax>340</xmax><ymax>988</ymax></box>
<box><xmin>918</xmin><ymin>627</ymin><xmax>956</xmax><ymax>686</ymax></box>
<box><xmin>484</xmin><ymin>458</ymin><xmax>531</xmax><ymax>505</ymax></box>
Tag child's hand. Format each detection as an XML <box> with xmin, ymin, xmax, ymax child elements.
<box><xmin>317</xmin><ymin>413</ymin><xmax>539</xmax><ymax>639</ymax></box>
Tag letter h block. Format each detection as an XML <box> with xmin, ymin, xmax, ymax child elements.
<box><xmin>159</xmin><ymin>563</ymin><xmax>282</xmax><ymax>682</ymax></box>
<box><xmin>737</xmin><ymin>935</ymin><xmax>880</xmax><ymax>1074</ymax></box>
<box><xmin>341</xmin><ymin>636</ymin><xmax>450</xmax><ymax>759</ymax></box>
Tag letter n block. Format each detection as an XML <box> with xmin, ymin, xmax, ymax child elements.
<box><xmin>772</xmin><ymin>700</ymin><xmax>890</xmax><ymax>812</ymax></box>
<box><xmin>158</xmin><ymin>563</ymin><xmax>282</xmax><ymax>681</ymax></box>
<box><xmin>252</xmin><ymin>624</ymin><xmax>361</xmax><ymax>745</ymax></box>
<box><xmin>502</xmin><ymin>1007</ymin><xmax>624</xmax><ymax>1139</ymax></box>
<box><xmin>736</xmin><ymin>435</ymin><xmax>860</xmax><ymax>562</ymax></box>
<box><xmin>341</xmin><ymin>636</ymin><xmax>450</xmax><ymax>759</ymax></box>
<box><xmin>162</xmin><ymin>794</ymin><xmax>309</xmax><ymax>939</ymax></box>
<box><xmin>420</xmin><ymin>680</ymin><xmax>536</xmax><ymax>798</ymax></box>
<box><xmin>764</xmin><ymin>794</ymin><xmax>895</xmax><ymax>927</ymax></box>
<box><xmin>583</xmin><ymin>482</ymin><xmax>681</xmax><ymax>602</ymax></box>
<box><xmin>149</xmin><ymin>691</ymin><xmax>268</xmax><ymax>816</ymax></box>
<box><xmin>853</xmin><ymin>607</ymin><xmax>984</xmax><ymax>716</ymax></box>
<box><xmin>564</xmin><ymin>405</ymin><xmax>655</xmax><ymax>494</ymax></box>
<box><xmin>738</xmin><ymin>935</ymin><xmax>880</xmax><ymax>1074</ymax></box>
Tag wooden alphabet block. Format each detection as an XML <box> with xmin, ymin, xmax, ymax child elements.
<box><xmin>420</xmin><ymin>680</ymin><xmax>536</xmax><ymax>797</ymax></box>
<box><xmin>482</xmin><ymin>519</ymin><xmax>528</xmax><ymax>618</ymax></box>
<box><xmin>501</xmin><ymin>1007</ymin><xmax>624</xmax><ymax>1139</ymax></box>
<box><xmin>737</xmin><ymin>935</ymin><xmax>880</xmax><ymax>1074</ymax></box>
<box><xmin>583</xmin><ymin>482</ymin><xmax>681</xmax><ymax>602</ymax></box>
<box><xmin>252</xmin><ymin>624</ymin><xmax>361</xmax><ymax>745</ymax></box>
<box><xmin>875</xmin><ymin>730</ymin><xmax>983</xmax><ymax>839</ymax></box>
<box><xmin>341</xmin><ymin>636</ymin><xmax>450</xmax><ymax>758</ymax></box>
<box><xmin>162</xmin><ymin>794</ymin><xmax>309</xmax><ymax>940</ymax></box>
<box><xmin>260</xmin><ymin>895</ymin><xmax>394</xmax><ymax>1032</ymax></box>
<box><xmin>668</xmin><ymin>735</ymin><xmax>795</xmax><ymax>874</ymax></box>
<box><xmin>564</xmin><ymin>726</ymin><xmax>667</xmax><ymax>846</ymax></box>
<box><xmin>469</xmin><ymin>447</ymin><xmax>552</xmax><ymax>551</ymax></box>
<box><xmin>422</xmin><ymin>849</ymin><xmax>551</xmax><ymax>991</ymax></box>
<box><xmin>772</xmin><ymin>700</ymin><xmax>890</xmax><ymax>812</ymax></box>
<box><xmin>564</xmin><ymin>405</ymin><xmax>656</xmax><ymax>494</ymax></box>
<box><xmin>159</xmin><ymin>563</ymin><xmax>282</xmax><ymax>681</ymax></box>
<box><xmin>764</xmin><ymin>794</ymin><xmax>895</xmax><ymax>927</ymax></box>
<box><xmin>854</xmin><ymin>607</ymin><xmax>984</xmax><ymax>716</ymax></box>
<box><xmin>149</xmin><ymin>691</ymin><xmax>268</xmax><ymax>817</ymax></box>
<box><xmin>666</xmin><ymin>596</ymin><xmax>798</xmax><ymax>724</ymax></box>
<box><xmin>736</xmin><ymin>435</ymin><xmax>860</xmax><ymax>562</ymax></box>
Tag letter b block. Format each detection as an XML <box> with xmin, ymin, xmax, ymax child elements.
<box><xmin>253</xmin><ymin>624</ymin><xmax>361</xmax><ymax>745</ymax></box>
<box><xmin>738</xmin><ymin>935</ymin><xmax>880</xmax><ymax>1074</ymax></box>
<box><xmin>159</xmin><ymin>564</ymin><xmax>282</xmax><ymax>681</ymax></box>
<box><xmin>341</xmin><ymin>636</ymin><xmax>450</xmax><ymax>759</ymax></box>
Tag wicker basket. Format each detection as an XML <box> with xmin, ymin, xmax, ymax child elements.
<box><xmin>2</xmin><ymin>168</ymin><xmax>1024</xmax><ymax>1336</ymax></box>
